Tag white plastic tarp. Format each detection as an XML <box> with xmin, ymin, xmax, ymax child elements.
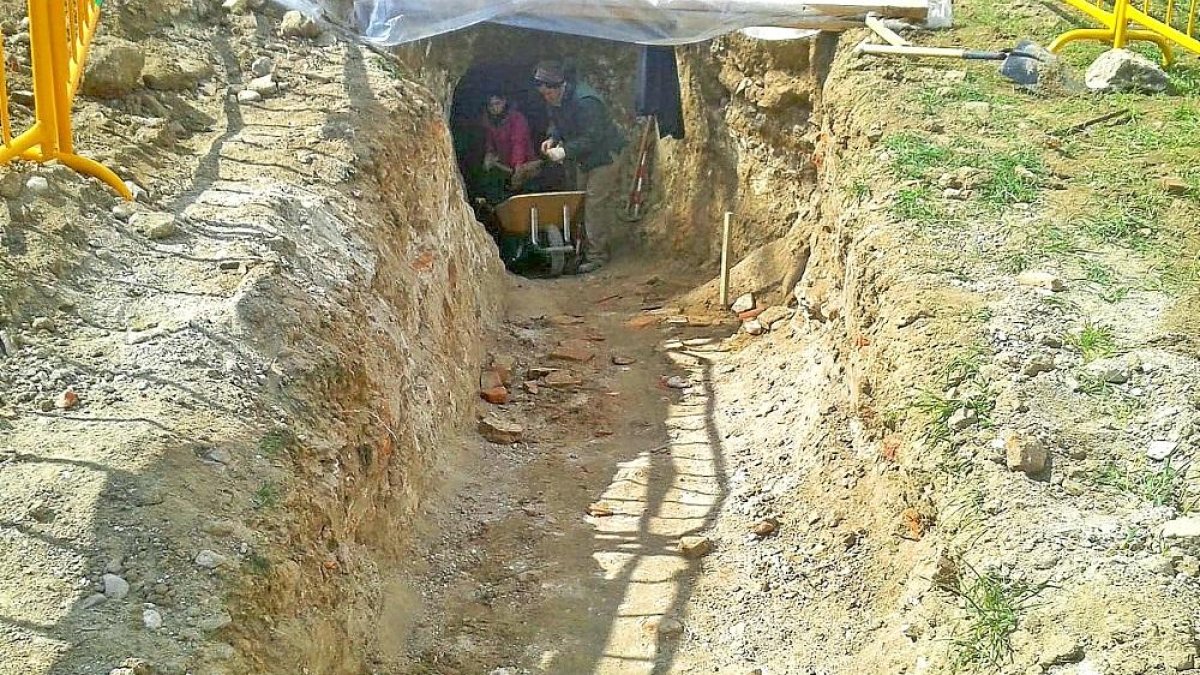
<box><xmin>278</xmin><ymin>0</ymin><xmax>848</xmax><ymax>46</ymax></box>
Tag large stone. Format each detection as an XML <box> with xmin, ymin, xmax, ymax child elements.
<box><xmin>1147</xmin><ymin>440</ymin><xmax>1178</xmax><ymax>461</ymax></box>
<box><xmin>247</xmin><ymin>75</ymin><xmax>278</xmax><ymax>96</ymax></box>
<box><xmin>1085</xmin><ymin>359</ymin><xmax>1129</xmax><ymax>384</ymax></box>
<box><xmin>103</xmin><ymin>574</ymin><xmax>130</xmax><ymax>600</ymax></box>
<box><xmin>1038</xmin><ymin>634</ymin><xmax>1084</xmax><ymax>666</ymax></box>
<box><xmin>480</xmin><ymin>387</ymin><xmax>509</xmax><ymax>405</ymax></box>
<box><xmin>194</xmin><ymin>549</ymin><xmax>228</xmax><ymax>569</ymax></box>
<box><xmin>947</xmin><ymin>407</ymin><xmax>978</xmax><ymax>431</ymax></box>
<box><xmin>730</xmin><ymin>293</ymin><xmax>755</xmax><ymax>314</ymax></box>
<box><xmin>143</xmin><ymin>56</ymin><xmax>211</xmax><ymax>91</ymax></box>
<box><xmin>1016</xmin><ymin>271</ymin><xmax>1065</xmax><ymax>292</ymax></box>
<box><xmin>82</xmin><ymin>39</ymin><xmax>145</xmax><ymax>98</ymax></box>
<box><xmin>1161</xmin><ymin>517</ymin><xmax>1200</xmax><ymax>541</ymax></box>
<box><xmin>757</xmin><ymin>305</ymin><xmax>791</xmax><ymax>329</ymax></box>
<box><xmin>549</xmin><ymin>340</ymin><xmax>595</xmax><ymax>362</ymax></box>
<box><xmin>679</xmin><ymin>536</ymin><xmax>713</xmax><ymax>559</ymax></box>
<box><xmin>1005</xmin><ymin>432</ymin><xmax>1048</xmax><ymax>474</ymax></box>
<box><xmin>280</xmin><ymin>10</ymin><xmax>322</xmax><ymax>38</ymax></box>
<box><xmin>542</xmin><ymin>370</ymin><xmax>582</xmax><ymax>388</ymax></box>
<box><xmin>479</xmin><ymin>415</ymin><xmax>523</xmax><ymax>444</ymax></box>
<box><xmin>1086</xmin><ymin>49</ymin><xmax>1169</xmax><ymax>93</ymax></box>
<box><xmin>130</xmin><ymin>213</ymin><xmax>178</xmax><ymax>240</ymax></box>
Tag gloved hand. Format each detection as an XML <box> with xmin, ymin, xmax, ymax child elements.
<box><xmin>483</xmin><ymin>152</ymin><xmax>499</xmax><ymax>170</ymax></box>
<box><xmin>546</xmin><ymin>146</ymin><xmax>566</xmax><ymax>163</ymax></box>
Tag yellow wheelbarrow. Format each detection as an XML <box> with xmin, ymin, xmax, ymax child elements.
<box><xmin>492</xmin><ymin>190</ymin><xmax>587</xmax><ymax>277</ymax></box>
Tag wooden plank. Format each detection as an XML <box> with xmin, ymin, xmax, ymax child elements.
<box><xmin>865</xmin><ymin>14</ymin><xmax>911</xmax><ymax>44</ymax></box>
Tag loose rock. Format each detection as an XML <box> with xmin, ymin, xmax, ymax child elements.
<box><xmin>1038</xmin><ymin>634</ymin><xmax>1084</xmax><ymax>665</ymax></box>
<box><xmin>665</xmin><ymin>376</ymin><xmax>690</xmax><ymax>389</ymax></box>
<box><xmin>679</xmin><ymin>535</ymin><xmax>713</xmax><ymax>559</ymax></box>
<box><xmin>103</xmin><ymin>574</ymin><xmax>130</xmax><ymax>600</ymax></box>
<box><xmin>479</xmin><ymin>415</ymin><xmax>523</xmax><ymax>444</ymax></box>
<box><xmin>280</xmin><ymin>10</ymin><xmax>322</xmax><ymax>38</ymax></box>
<box><xmin>1085</xmin><ymin>48</ymin><xmax>1169</xmax><ymax>93</ymax></box>
<box><xmin>1161</xmin><ymin>517</ymin><xmax>1200</xmax><ymax>541</ymax></box>
<box><xmin>480</xmin><ymin>386</ymin><xmax>509</xmax><ymax>404</ymax></box>
<box><xmin>142</xmin><ymin>609</ymin><xmax>163</xmax><ymax>630</ymax></box>
<box><xmin>1016</xmin><ymin>271</ymin><xmax>1065</xmax><ymax>292</ymax></box>
<box><xmin>25</xmin><ymin>176</ymin><xmax>50</xmax><ymax>196</ymax></box>
<box><xmin>587</xmin><ymin>502</ymin><xmax>614</xmax><ymax>517</ymax></box>
<box><xmin>32</xmin><ymin>316</ymin><xmax>55</xmax><ymax>332</ymax></box>
<box><xmin>1147</xmin><ymin>440</ymin><xmax>1177</xmax><ymax>461</ymax></box>
<box><xmin>130</xmin><ymin>213</ymin><xmax>178</xmax><ymax>240</ymax></box>
<box><xmin>731</xmin><ymin>293</ymin><xmax>755</xmax><ymax>314</ymax></box>
<box><xmin>542</xmin><ymin>370</ymin><xmax>582</xmax><ymax>388</ymax></box>
<box><xmin>194</xmin><ymin>549</ymin><xmax>228</xmax><ymax>569</ymax></box>
<box><xmin>750</xmin><ymin>518</ymin><xmax>778</xmax><ymax>537</ymax></box>
<box><xmin>947</xmin><ymin>407</ymin><xmax>978</xmax><ymax>431</ymax></box>
<box><xmin>56</xmin><ymin>389</ymin><xmax>79</xmax><ymax>410</ymax></box>
<box><xmin>80</xmin><ymin>593</ymin><xmax>107</xmax><ymax>609</ymax></box>
<box><xmin>1005</xmin><ymin>432</ymin><xmax>1048</xmax><ymax>475</ymax></box>
<box><xmin>82</xmin><ymin>39</ymin><xmax>145</xmax><ymax>98</ymax></box>
<box><xmin>549</xmin><ymin>340</ymin><xmax>595</xmax><ymax>362</ymax></box>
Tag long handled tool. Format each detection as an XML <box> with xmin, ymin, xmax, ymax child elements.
<box><xmin>622</xmin><ymin>115</ymin><xmax>655</xmax><ymax>222</ymax></box>
<box><xmin>857</xmin><ymin>15</ymin><xmax>1047</xmax><ymax>87</ymax></box>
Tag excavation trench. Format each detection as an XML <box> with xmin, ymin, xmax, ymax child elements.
<box><xmin>215</xmin><ymin>24</ymin><xmax>906</xmax><ymax>675</ymax></box>
<box><xmin>0</xmin><ymin>11</ymin><xmax>909</xmax><ymax>675</ymax></box>
<box><xmin>6</xmin><ymin>4</ymin><xmax>1200</xmax><ymax>674</ymax></box>
<box><xmin>221</xmin><ymin>26</ymin><xmax>905</xmax><ymax>675</ymax></box>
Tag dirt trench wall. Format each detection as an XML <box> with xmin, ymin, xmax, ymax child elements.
<box><xmin>638</xmin><ymin>34</ymin><xmax>837</xmax><ymax>278</ymax></box>
<box><xmin>0</xmin><ymin>3</ymin><xmax>506</xmax><ymax>673</ymax></box>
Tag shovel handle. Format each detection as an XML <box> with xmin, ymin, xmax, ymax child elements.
<box><xmin>858</xmin><ymin>43</ymin><xmax>1007</xmax><ymax>61</ymax></box>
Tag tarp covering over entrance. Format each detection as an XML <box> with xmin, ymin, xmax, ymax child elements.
<box><xmin>277</xmin><ymin>0</ymin><xmax>908</xmax><ymax>45</ymax></box>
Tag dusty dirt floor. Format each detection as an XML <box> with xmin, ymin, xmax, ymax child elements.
<box><xmin>392</xmin><ymin>261</ymin><xmax>877</xmax><ymax>675</ymax></box>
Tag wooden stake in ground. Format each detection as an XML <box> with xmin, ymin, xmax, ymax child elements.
<box><xmin>719</xmin><ymin>212</ymin><xmax>733</xmax><ymax>307</ymax></box>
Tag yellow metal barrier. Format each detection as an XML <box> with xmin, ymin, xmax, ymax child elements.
<box><xmin>1051</xmin><ymin>0</ymin><xmax>1200</xmax><ymax>64</ymax></box>
<box><xmin>0</xmin><ymin>0</ymin><xmax>131</xmax><ymax>200</ymax></box>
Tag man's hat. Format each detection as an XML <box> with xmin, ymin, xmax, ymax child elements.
<box><xmin>533</xmin><ymin>60</ymin><xmax>566</xmax><ymax>85</ymax></box>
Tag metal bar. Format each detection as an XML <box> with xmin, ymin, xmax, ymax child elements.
<box><xmin>1188</xmin><ymin>0</ymin><xmax>1197</xmax><ymax>37</ymax></box>
<box><xmin>45</xmin><ymin>0</ymin><xmax>74</xmax><ymax>154</ymax></box>
<box><xmin>562</xmin><ymin>204</ymin><xmax>570</xmax><ymax>244</ymax></box>
<box><xmin>530</xmin><ymin>206</ymin><xmax>539</xmax><ymax>246</ymax></box>
<box><xmin>0</xmin><ymin>33</ymin><xmax>11</xmax><ymax>146</ymax></box>
<box><xmin>1114</xmin><ymin>0</ymin><xmax>1131</xmax><ymax>47</ymax></box>
<box><xmin>1127</xmin><ymin>3</ymin><xmax>1200</xmax><ymax>51</ymax></box>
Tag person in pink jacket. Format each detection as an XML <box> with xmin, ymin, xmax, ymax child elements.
<box><xmin>481</xmin><ymin>93</ymin><xmax>537</xmax><ymax>181</ymax></box>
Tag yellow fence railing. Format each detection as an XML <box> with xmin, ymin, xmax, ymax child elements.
<box><xmin>0</xmin><ymin>0</ymin><xmax>131</xmax><ymax>200</ymax></box>
<box><xmin>1052</xmin><ymin>0</ymin><xmax>1200</xmax><ymax>64</ymax></box>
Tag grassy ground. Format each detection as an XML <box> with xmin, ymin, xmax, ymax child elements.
<box><xmin>867</xmin><ymin>0</ymin><xmax>1200</xmax><ymax>340</ymax></box>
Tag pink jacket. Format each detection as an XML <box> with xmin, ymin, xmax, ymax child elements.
<box><xmin>483</xmin><ymin>107</ymin><xmax>534</xmax><ymax>168</ymax></box>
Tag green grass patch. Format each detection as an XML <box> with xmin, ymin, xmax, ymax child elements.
<box><xmin>975</xmin><ymin>149</ymin><xmax>1044</xmax><ymax>205</ymax></box>
<box><xmin>944</xmin><ymin>561</ymin><xmax>1047</xmax><ymax>671</ymax></box>
<box><xmin>911</xmin><ymin>349</ymin><xmax>995</xmax><ymax>446</ymax></box>
<box><xmin>253</xmin><ymin>481</ymin><xmax>280</xmax><ymax>509</ymax></box>
<box><xmin>1066</xmin><ymin>321</ymin><xmax>1116</xmax><ymax>362</ymax></box>
<box><xmin>258</xmin><ymin>428</ymin><xmax>295</xmax><ymax>457</ymax></box>
<box><xmin>893</xmin><ymin>186</ymin><xmax>947</xmax><ymax>225</ymax></box>
<box><xmin>884</xmin><ymin>132</ymin><xmax>951</xmax><ymax>179</ymax></box>
<box><xmin>1093</xmin><ymin>459</ymin><xmax>1192</xmax><ymax>509</ymax></box>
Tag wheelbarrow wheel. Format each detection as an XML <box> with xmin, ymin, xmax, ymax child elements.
<box><xmin>545</xmin><ymin>226</ymin><xmax>566</xmax><ymax>277</ymax></box>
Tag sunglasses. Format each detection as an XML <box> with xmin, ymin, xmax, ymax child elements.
<box><xmin>533</xmin><ymin>79</ymin><xmax>564</xmax><ymax>89</ymax></box>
